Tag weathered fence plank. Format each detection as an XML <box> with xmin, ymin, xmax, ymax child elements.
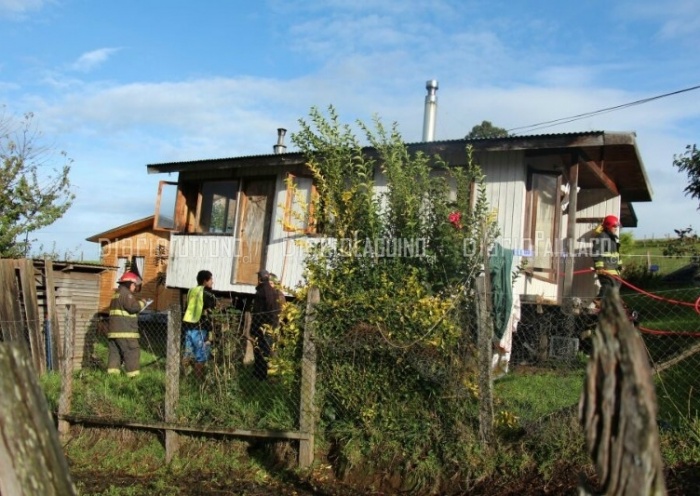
<box><xmin>0</xmin><ymin>260</ymin><xmax>23</xmax><ymax>342</ymax></box>
<box><xmin>19</xmin><ymin>258</ymin><xmax>46</xmax><ymax>374</ymax></box>
<box><xmin>476</xmin><ymin>273</ymin><xmax>494</xmax><ymax>444</ymax></box>
<box><xmin>59</xmin><ymin>415</ymin><xmax>312</xmax><ymax>440</ymax></box>
<box><xmin>579</xmin><ymin>288</ymin><xmax>667</xmax><ymax>496</ymax></box>
<box><xmin>298</xmin><ymin>286</ymin><xmax>319</xmax><ymax>468</ymax></box>
<box><xmin>58</xmin><ymin>304</ymin><xmax>76</xmax><ymax>440</ymax></box>
<box><xmin>0</xmin><ymin>343</ymin><xmax>77</xmax><ymax>496</ymax></box>
<box><xmin>43</xmin><ymin>258</ymin><xmax>62</xmax><ymax>371</ymax></box>
<box><xmin>165</xmin><ymin>308</ymin><xmax>181</xmax><ymax>463</ymax></box>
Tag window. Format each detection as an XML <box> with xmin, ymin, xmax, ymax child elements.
<box><xmin>283</xmin><ymin>173</ymin><xmax>317</xmax><ymax>234</ymax></box>
<box><xmin>114</xmin><ymin>256</ymin><xmax>145</xmax><ymax>287</ymax></box>
<box><xmin>525</xmin><ymin>171</ymin><xmax>561</xmax><ymax>279</ymax></box>
<box><xmin>200</xmin><ymin>180</ymin><xmax>239</xmax><ymax>234</ymax></box>
<box><xmin>154</xmin><ymin>181</ymin><xmax>178</xmax><ymax>230</ymax></box>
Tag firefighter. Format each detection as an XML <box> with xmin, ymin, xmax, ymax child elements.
<box><xmin>107</xmin><ymin>271</ymin><xmax>149</xmax><ymax>377</ymax></box>
<box><xmin>592</xmin><ymin>214</ymin><xmax>622</xmax><ymax>301</ymax></box>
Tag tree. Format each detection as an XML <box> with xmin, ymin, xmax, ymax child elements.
<box><xmin>619</xmin><ymin>231</ymin><xmax>634</xmax><ymax>254</ymax></box>
<box><xmin>672</xmin><ymin>144</ymin><xmax>700</xmax><ymax>208</ymax></box>
<box><xmin>0</xmin><ymin>109</ymin><xmax>75</xmax><ymax>257</ymax></box>
<box><xmin>466</xmin><ymin>120</ymin><xmax>509</xmax><ymax>139</ymax></box>
<box><xmin>663</xmin><ymin>226</ymin><xmax>699</xmax><ymax>262</ymax></box>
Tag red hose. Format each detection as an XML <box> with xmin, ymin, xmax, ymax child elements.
<box><xmin>573</xmin><ymin>267</ymin><xmax>700</xmax><ymax>334</ymax></box>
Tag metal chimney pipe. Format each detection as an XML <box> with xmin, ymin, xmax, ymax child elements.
<box><xmin>273</xmin><ymin>128</ymin><xmax>287</xmax><ymax>154</ymax></box>
<box><xmin>422</xmin><ymin>80</ymin><xmax>438</xmax><ymax>142</ymax></box>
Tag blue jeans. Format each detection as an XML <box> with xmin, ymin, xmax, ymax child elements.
<box><xmin>184</xmin><ymin>329</ymin><xmax>211</xmax><ymax>363</ymax></box>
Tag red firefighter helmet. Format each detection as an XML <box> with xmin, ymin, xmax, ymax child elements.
<box><xmin>118</xmin><ymin>271</ymin><xmax>142</xmax><ymax>285</ymax></box>
<box><xmin>602</xmin><ymin>215</ymin><xmax>620</xmax><ymax>229</ymax></box>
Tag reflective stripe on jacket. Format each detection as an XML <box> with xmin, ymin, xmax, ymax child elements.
<box><xmin>592</xmin><ymin>229</ymin><xmax>621</xmax><ymax>275</ymax></box>
<box><xmin>108</xmin><ymin>285</ymin><xmax>144</xmax><ymax>339</ymax></box>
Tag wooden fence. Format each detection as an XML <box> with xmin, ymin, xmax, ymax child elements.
<box><xmin>0</xmin><ymin>258</ymin><xmax>106</xmax><ymax>372</ymax></box>
<box><xmin>55</xmin><ymin>289</ymin><xmax>321</xmax><ymax>468</ymax></box>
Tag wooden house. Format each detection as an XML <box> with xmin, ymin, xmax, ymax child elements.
<box><xmin>145</xmin><ymin>131</ymin><xmax>653</xmax><ymax>308</ymax></box>
<box><xmin>86</xmin><ymin>215</ymin><xmax>180</xmax><ymax>313</ymax></box>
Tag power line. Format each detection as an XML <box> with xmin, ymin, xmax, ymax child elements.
<box><xmin>507</xmin><ymin>83</ymin><xmax>700</xmax><ymax>135</ymax></box>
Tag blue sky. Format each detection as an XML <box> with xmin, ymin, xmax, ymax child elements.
<box><xmin>1</xmin><ymin>0</ymin><xmax>699</xmax><ymax>259</ymax></box>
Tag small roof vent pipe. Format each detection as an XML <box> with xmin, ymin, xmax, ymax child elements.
<box><xmin>422</xmin><ymin>80</ymin><xmax>438</xmax><ymax>142</ymax></box>
<box><xmin>273</xmin><ymin>128</ymin><xmax>287</xmax><ymax>154</ymax></box>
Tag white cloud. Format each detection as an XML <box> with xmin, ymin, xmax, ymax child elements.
<box><xmin>0</xmin><ymin>0</ymin><xmax>51</xmax><ymax>19</ymax></box>
<box><xmin>13</xmin><ymin>0</ymin><xmax>700</xmax><ymax>253</ymax></box>
<box><xmin>619</xmin><ymin>0</ymin><xmax>700</xmax><ymax>42</ymax></box>
<box><xmin>70</xmin><ymin>48</ymin><xmax>121</xmax><ymax>73</ymax></box>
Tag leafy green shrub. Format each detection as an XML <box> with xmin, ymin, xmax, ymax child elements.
<box><xmin>282</xmin><ymin>106</ymin><xmax>499</xmax><ymax>492</ymax></box>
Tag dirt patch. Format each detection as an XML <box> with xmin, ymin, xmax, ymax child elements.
<box><xmin>71</xmin><ymin>461</ymin><xmax>700</xmax><ymax>495</ymax></box>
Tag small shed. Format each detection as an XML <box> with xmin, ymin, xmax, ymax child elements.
<box><xmin>86</xmin><ymin>215</ymin><xmax>180</xmax><ymax>313</ymax></box>
<box><xmin>0</xmin><ymin>259</ymin><xmax>108</xmax><ymax>372</ymax></box>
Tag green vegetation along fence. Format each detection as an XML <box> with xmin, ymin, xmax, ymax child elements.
<box><xmin>14</xmin><ymin>261</ymin><xmax>699</xmax><ymax>483</ymax></box>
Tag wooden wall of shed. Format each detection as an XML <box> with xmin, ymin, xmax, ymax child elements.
<box><xmin>49</xmin><ymin>270</ymin><xmax>101</xmax><ymax>371</ymax></box>
<box><xmin>97</xmin><ymin>229</ymin><xmax>180</xmax><ymax>313</ymax></box>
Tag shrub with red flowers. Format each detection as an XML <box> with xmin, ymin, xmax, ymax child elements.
<box><xmin>448</xmin><ymin>210</ymin><xmax>462</xmax><ymax>229</ymax></box>
<box><xmin>288</xmin><ymin>106</ymin><xmax>499</xmax><ymax>494</ymax></box>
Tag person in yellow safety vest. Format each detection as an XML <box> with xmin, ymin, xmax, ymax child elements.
<box><xmin>592</xmin><ymin>214</ymin><xmax>622</xmax><ymax>301</ymax></box>
<box><xmin>182</xmin><ymin>270</ymin><xmax>217</xmax><ymax>381</ymax></box>
<box><xmin>107</xmin><ymin>271</ymin><xmax>149</xmax><ymax>377</ymax></box>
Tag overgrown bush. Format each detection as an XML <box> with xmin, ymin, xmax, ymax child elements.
<box><xmin>277</xmin><ymin>106</ymin><xmax>500</xmax><ymax>492</ymax></box>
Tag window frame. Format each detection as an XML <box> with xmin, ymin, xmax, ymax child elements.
<box><xmin>197</xmin><ymin>180</ymin><xmax>241</xmax><ymax>235</ymax></box>
<box><xmin>153</xmin><ymin>181</ymin><xmax>179</xmax><ymax>232</ymax></box>
<box><xmin>283</xmin><ymin>172</ymin><xmax>318</xmax><ymax>235</ymax></box>
<box><xmin>524</xmin><ymin>169</ymin><xmax>562</xmax><ymax>282</ymax></box>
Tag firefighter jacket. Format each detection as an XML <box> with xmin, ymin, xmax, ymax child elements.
<box><xmin>592</xmin><ymin>229</ymin><xmax>621</xmax><ymax>275</ymax></box>
<box><xmin>108</xmin><ymin>284</ymin><xmax>146</xmax><ymax>339</ymax></box>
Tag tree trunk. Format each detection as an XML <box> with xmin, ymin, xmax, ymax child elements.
<box><xmin>578</xmin><ymin>288</ymin><xmax>667</xmax><ymax>495</ymax></box>
<box><xmin>0</xmin><ymin>343</ymin><xmax>76</xmax><ymax>496</ymax></box>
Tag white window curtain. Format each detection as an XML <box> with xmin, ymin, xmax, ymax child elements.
<box><xmin>532</xmin><ymin>174</ymin><xmax>558</xmax><ymax>270</ymax></box>
<box><xmin>115</xmin><ymin>257</ymin><xmax>128</xmax><ymax>288</ymax></box>
<box><xmin>133</xmin><ymin>256</ymin><xmax>145</xmax><ymax>280</ymax></box>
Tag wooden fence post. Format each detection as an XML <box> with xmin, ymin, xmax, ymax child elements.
<box><xmin>298</xmin><ymin>286</ymin><xmax>319</xmax><ymax>468</ymax></box>
<box><xmin>43</xmin><ymin>259</ymin><xmax>61</xmax><ymax>371</ymax></box>
<box><xmin>475</xmin><ymin>273</ymin><xmax>494</xmax><ymax>444</ymax></box>
<box><xmin>57</xmin><ymin>304</ymin><xmax>76</xmax><ymax>440</ymax></box>
<box><xmin>165</xmin><ymin>308</ymin><xmax>181</xmax><ymax>463</ymax></box>
<box><xmin>0</xmin><ymin>343</ymin><xmax>77</xmax><ymax>495</ymax></box>
<box><xmin>579</xmin><ymin>288</ymin><xmax>667</xmax><ymax>495</ymax></box>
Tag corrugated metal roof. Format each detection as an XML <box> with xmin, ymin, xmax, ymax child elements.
<box><xmin>146</xmin><ymin>131</ymin><xmax>609</xmax><ymax>169</ymax></box>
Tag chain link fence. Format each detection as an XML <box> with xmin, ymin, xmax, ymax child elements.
<box><xmin>509</xmin><ymin>288</ymin><xmax>700</xmax><ymax>424</ymax></box>
<box><xmin>3</xmin><ymin>260</ymin><xmax>697</xmax><ymax>465</ymax></box>
<box><xmin>30</xmin><ymin>307</ymin><xmax>309</xmax><ymax>435</ymax></box>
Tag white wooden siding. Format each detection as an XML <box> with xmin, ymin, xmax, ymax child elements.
<box><xmin>570</xmin><ymin>191</ymin><xmax>621</xmax><ymax>299</ymax></box>
<box><xmin>165</xmin><ymin>156</ymin><xmax>624</xmax><ymax>305</ymax></box>
<box><xmin>476</xmin><ymin>151</ymin><xmax>533</xmax><ymax>299</ymax></box>
<box><xmin>166</xmin><ymin>235</ymin><xmax>240</xmax><ymax>291</ymax></box>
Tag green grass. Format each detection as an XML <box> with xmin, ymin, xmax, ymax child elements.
<box><xmin>36</xmin><ymin>301</ymin><xmax>699</xmax><ymax>494</ymax></box>
<box><xmin>623</xmin><ymin>287</ymin><xmax>700</xmax><ymax>333</ymax></box>
<box><xmin>623</xmin><ymin>237</ymin><xmax>699</xmax><ymax>275</ymax></box>
<box><xmin>494</xmin><ymin>367</ymin><xmax>586</xmax><ymax>422</ymax></box>
<box><xmin>41</xmin><ymin>341</ymin><xmax>300</xmax><ymax>430</ymax></box>
<box><xmin>38</xmin><ymin>341</ymin><xmax>700</xmax><ymax>495</ymax></box>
